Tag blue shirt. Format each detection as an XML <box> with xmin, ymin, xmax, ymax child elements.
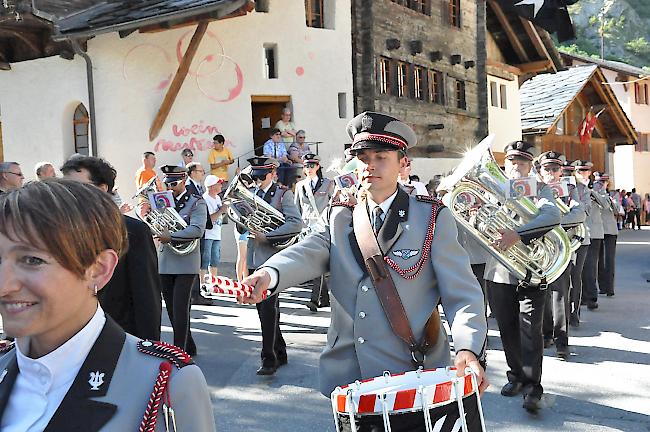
<box><xmin>263</xmin><ymin>139</ymin><xmax>288</xmax><ymax>159</ymax></box>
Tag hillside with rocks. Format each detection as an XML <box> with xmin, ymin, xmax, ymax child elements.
<box><xmin>560</xmin><ymin>0</ymin><xmax>650</xmax><ymax>71</ymax></box>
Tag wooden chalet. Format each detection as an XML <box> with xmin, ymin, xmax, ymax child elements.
<box><xmin>519</xmin><ymin>64</ymin><xmax>637</xmax><ymax>172</ymax></box>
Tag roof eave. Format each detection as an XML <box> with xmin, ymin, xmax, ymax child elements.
<box><xmin>50</xmin><ymin>0</ymin><xmax>249</xmax><ymax>41</ymax></box>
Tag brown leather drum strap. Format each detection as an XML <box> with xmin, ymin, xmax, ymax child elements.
<box><xmin>352</xmin><ymin>199</ymin><xmax>431</xmax><ymax>364</ymax></box>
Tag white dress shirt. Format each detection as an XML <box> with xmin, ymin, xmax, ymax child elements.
<box><xmin>265</xmin><ymin>189</ymin><xmax>398</xmax><ymax>288</ymax></box>
<box><xmin>2</xmin><ymin>305</ymin><xmax>106</xmax><ymax>432</ymax></box>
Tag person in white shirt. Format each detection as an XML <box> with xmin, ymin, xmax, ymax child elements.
<box><xmin>398</xmin><ymin>157</ymin><xmax>429</xmax><ymax>196</ymax></box>
<box><xmin>0</xmin><ymin>179</ymin><xmax>215</xmax><ymax>431</ymax></box>
<box><xmin>202</xmin><ymin>175</ymin><xmax>229</xmax><ymax>280</ymax></box>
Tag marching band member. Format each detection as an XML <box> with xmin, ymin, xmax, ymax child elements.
<box><xmin>141</xmin><ymin>165</ymin><xmax>207</xmax><ymax>356</ymax></box>
<box><xmin>572</xmin><ymin>160</ymin><xmax>607</xmax><ymax>312</ymax></box>
<box><xmin>241</xmin><ymin>112</ymin><xmax>488</xmax><ymax>429</ymax></box>
<box><xmin>294</xmin><ymin>153</ymin><xmax>335</xmax><ymax>312</ymax></box>
<box><xmin>593</xmin><ymin>172</ymin><xmax>618</xmax><ymax>297</ymax></box>
<box><xmin>398</xmin><ymin>157</ymin><xmax>429</xmax><ymax>196</ymax></box>
<box><xmin>536</xmin><ymin>151</ymin><xmax>586</xmax><ymax>360</ymax></box>
<box><xmin>0</xmin><ymin>179</ymin><xmax>214</xmax><ymax>431</ymax></box>
<box><xmin>243</xmin><ymin>157</ymin><xmax>302</xmax><ymax>376</ymax></box>
<box><xmin>484</xmin><ymin>141</ymin><xmax>561</xmax><ymax>412</ymax></box>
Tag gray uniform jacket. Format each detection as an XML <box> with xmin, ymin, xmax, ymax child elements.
<box><xmin>159</xmin><ymin>192</ymin><xmax>207</xmax><ymax>275</ymax></box>
<box><xmin>575</xmin><ymin>183</ymin><xmax>592</xmax><ymax>246</ymax></box>
<box><xmin>247</xmin><ymin>183</ymin><xmax>302</xmax><ymax>269</ymax></box>
<box><xmin>484</xmin><ymin>183</ymin><xmax>561</xmax><ymax>285</ymax></box>
<box><xmin>261</xmin><ymin>188</ymin><xmax>487</xmax><ymax>396</ymax></box>
<box><xmin>561</xmin><ymin>186</ymin><xmax>587</xmax><ymax>228</ymax></box>
<box><xmin>294</xmin><ymin>176</ymin><xmax>335</xmax><ymax>221</ymax></box>
<box><xmin>597</xmin><ymin>190</ymin><xmax>618</xmax><ymax>235</ymax></box>
<box><xmin>583</xmin><ymin>189</ymin><xmax>609</xmax><ymax>240</ymax></box>
<box><xmin>0</xmin><ymin>318</ymin><xmax>215</xmax><ymax>432</ymax></box>
<box><xmin>457</xmin><ymin>224</ymin><xmax>488</xmax><ymax>265</ymax></box>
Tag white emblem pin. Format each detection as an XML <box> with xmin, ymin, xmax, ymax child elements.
<box><xmin>392</xmin><ymin>249</ymin><xmax>419</xmax><ymax>259</ymax></box>
<box><xmin>361</xmin><ymin>114</ymin><xmax>373</xmax><ymax>130</ymax></box>
<box><xmin>398</xmin><ymin>209</ymin><xmax>406</xmax><ymax>218</ymax></box>
<box><xmin>89</xmin><ymin>371</ymin><xmax>105</xmax><ymax>390</ymax></box>
<box><xmin>142</xmin><ymin>340</ymin><xmax>153</xmax><ymax>347</ymax></box>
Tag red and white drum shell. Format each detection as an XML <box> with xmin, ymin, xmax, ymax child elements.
<box><xmin>331</xmin><ymin>368</ymin><xmax>477</xmax><ymax>417</ymax></box>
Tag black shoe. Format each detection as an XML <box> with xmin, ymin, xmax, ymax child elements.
<box><xmin>543</xmin><ymin>338</ymin><xmax>554</xmax><ymax>349</ymax></box>
<box><xmin>587</xmin><ymin>301</ymin><xmax>599</xmax><ymax>310</ymax></box>
<box><xmin>319</xmin><ymin>301</ymin><xmax>330</xmax><ymax>308</ymax></box>
<box><xmin>277</xmin><ymin>357</ymin><xmax>288</xmax><ymax>367</ymax></box>
<box><xmin>306</xmin><ymin>301</ymin><xmax>318</xmax><ymax>312</ymax></box>
<box><xmin>556</xmin><ymin>344</ymin><xmax>569</xmax><ymax>360</ymax></box>
<box><xmin>192</xmin><ymin>296</ymin><xmax>214</xmax><ymax>306</ymax></box>
<box><xmin>501</xmin><ymin>381</ymin><xmax>524</xmax><ymax>397</ymax></box>
<box><xmin>256</xmin><ymin>364</ymin><xmax>277</xmax><ymax>376</ymax></box>
<box><xmin>523</xmin><ymin>393</ymin><xmax>542</xmax><ymax>412</ymax></box>
<box><xmin>599</xmin><ymin>290</ymin><xmax>607</xmax><ymax>295</ymax></box>
<box><xmin>569</xmin><ymin>315</ymin><xmax>580</xmax><ymax>328</ymax></box>
<box><xmin>606</xmin><ymin>292</ymin><xmax>615</xmax><ymax>297</ymax></box>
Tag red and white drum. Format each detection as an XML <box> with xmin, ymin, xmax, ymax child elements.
<box><xmin>330</xmin><ymin>367</ymin><xmax>486</xmax><ymax>432</ymax></box>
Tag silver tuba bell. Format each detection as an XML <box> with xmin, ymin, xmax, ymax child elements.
<box><xmin>441</xmin><ymin>136</ymin><xmax>571</xmax><ymax>285</ymax></box>
<box><xmin>133</xmin><ymin>176</ymin><xmax>199</xmax><ymax>256</ymax></box>
<box><xmin>222</xmin><ymin>168</ymin><xmax>299</xmax><ymax>249</ymax></box>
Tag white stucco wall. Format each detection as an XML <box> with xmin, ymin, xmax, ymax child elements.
<box><xmin>0</xmin><ymin>0</ymin><xmax>352</xmax><ymax>261</ymax></box>
<box><xmin>487</xmin><ymin>74</ymin><xmax>522</xmax><ymax>151</ymax></box>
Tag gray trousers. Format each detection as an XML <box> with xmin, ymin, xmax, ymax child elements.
<box><xmin>488</xmin><ymin>281</ymin><xmax>545</xmax><ymax>397</ymax></box>
<box><xmin>570</xmin><ymin>244</ymin><xmax>589</xmax><ymax>321</ymax></box>
<box><xmin>543</xmin><ymin>264</ymin><xmax>572</xmax><ymax>346</ymax></box>
<box><xmin>582</xmin><ymin>239</ymin><xmax>603</xmax><ymax>303</ymax></box>
<box><xmin>598</xmin><ymin>234</ymin><xmax>617</xmax><ymax>295</ymax></box>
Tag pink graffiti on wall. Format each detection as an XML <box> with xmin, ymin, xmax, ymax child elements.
<box><xmin>154</xmin><ymin>121</ymin><xmax>236</xmax><ymax>152</ymax></box>
<box><xmin>123</xmin><ymin>30</ymin><xmax>244</xmax><ymax>103</ymax></box>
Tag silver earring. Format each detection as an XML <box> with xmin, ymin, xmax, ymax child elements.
<box><xmin>93</xmin><ymin>285</ymin><xmax>98</xmax><ymax>296</ymax></box>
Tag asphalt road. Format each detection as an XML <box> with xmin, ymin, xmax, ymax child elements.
<box><xmin>183</xmin><ymin>227</ymin><xmax>650</xmax><ymax>431</ymax></box>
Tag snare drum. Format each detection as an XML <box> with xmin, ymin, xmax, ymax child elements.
<box><xmin>330</xmin><ymin>367</ymin><xmax>485</xmax><ymax>432</ymax></box>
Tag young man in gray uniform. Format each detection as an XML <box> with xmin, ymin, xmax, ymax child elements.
<box><xmin>573</xmin><ymin>161</ymin><xmax>607</xmax><ymax>311</ymax></box>
<box><xmin>594</xmin><ymin>172</ymin><xmax>618</xmax><ymax>296</ymax></box>
<box><xmin>146</xmin><ymin>165</ymin><xmax>206</xmax><ymax>354</ymax></box>
<box><xmin>294</xmin><ymin>153</ymin><xmax>335</xmax><ymax>312</ymax></box>
<box><xmin>241</xmin><ymin>112</ymin><xmax>488</xmax><ymax>426</ymax></box>
<box><xmin>484</xmin><ymin>141</ymin><xmax>561</xmax><ymax>412</ymax></box>
<box><xmin>243</xmin><ymin>157</ymin><xmax>302</xmax><ymax>376</ymax></box>
<box><xmin>536</xmin><ymin>151</ymin><xmax>586</xmax><ymax>359</ymax></box>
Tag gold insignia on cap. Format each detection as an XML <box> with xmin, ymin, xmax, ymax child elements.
<box><xmin>361</xmin><ymin>114</ymin><xmax>373</xmax><ymax>130</ymax></box>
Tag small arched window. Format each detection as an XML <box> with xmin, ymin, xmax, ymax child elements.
<box><xmin>73</xmin><ymin>103</ymin><xmax>89</xmax><ymax>156</ymax></box>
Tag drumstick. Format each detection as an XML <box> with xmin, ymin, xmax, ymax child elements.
<box><xmin>206</xmin><ymin>276</ymin><xmax>269</xmax><ymax>299</ymax></box>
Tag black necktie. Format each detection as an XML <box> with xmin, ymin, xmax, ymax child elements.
<box><xmin>256</xmin><ymin>189</ymin><xmax>264</xmax><ymax>198</ymax></box>
<box><xmin>372</xmin><ymin>207</ymin><xmax>384</xmax><ymax>234</ymax></box>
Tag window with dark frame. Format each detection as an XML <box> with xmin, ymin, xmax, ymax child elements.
<box><xmin>391</xmin><ymin>0</ymin><xmax>430</xmax><ymax>15</ymax></box>
<box><xmin>449</xmin><ymin>0</ymin><xmax>461</xmax><ymax>28</ymax></box>
<box><xmin>414</xmin><ymin>66</ymin><xmax>426</xmax><ymax>100</ymax></box>
<box><xmin>455</xmin><ymin>80</ymin><xmax>466</xmax><ymax>109</ymax></box>
<box><xmin>263</xmin><ymin>44</ymin><xmax>278</xmax><ymax>79</ymax></box>
<box><xmin>490</xmin><ymin>81</ymin><xmax>498</xmax><ymax>107</ymax></box>
<box><xmin>379</xmin><ymin>57</ymin><xmax>391</xmax><ymax>95</ymax></box>
<box><xmin>500</xmin><ymin>84</ymin><xmax>507</xmax><ymax>109</ymax></box>
<box><xmin>305</xmin><ymin>0</ymin><xmax>324</xmax><ymax>28</ymax></box>
<box><xmin>397</xmin><ymin>62</ymin><xmax>409</xmax><ymax>98</ymax></box>
<box><xmin>73</xmin><ymin>103</ymin><xmax>90</xmax><ymax>156</ymax></box>
<box><xmin>429</xmin><ymin>70</ymin><xmax>444</xmax><ymax>104</ymax></box>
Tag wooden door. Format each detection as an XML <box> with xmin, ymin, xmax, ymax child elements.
<box><xmin>251</xmin><ymin>96</ymin><xmax>290</xmax><ymax>156</ymax></box>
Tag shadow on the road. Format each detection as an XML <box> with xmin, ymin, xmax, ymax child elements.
<box><xmin>484</xmin><ymin>391</ymin><xmax>650</xmax><ymax>432</ymax></box>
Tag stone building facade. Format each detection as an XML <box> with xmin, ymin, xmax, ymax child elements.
<box><xmin>352</xmin><ymin>0</ymin><xmax>487</xmax><ymax>162</ymax></box>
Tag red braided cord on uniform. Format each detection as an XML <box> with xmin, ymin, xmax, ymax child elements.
<box><xmin>383</xmin><ymin>203</ymin><xmax>439</xmax><ymax>280</ymax></box>
<box><xmin>137</xmin><ymin>341</ymin><xmax>191</xmax><ymax>368</ymax></box>
<box><xmin>139</xmin><ymin>362</ymin><xmax>172</xmax><ymax>432</ymax></box>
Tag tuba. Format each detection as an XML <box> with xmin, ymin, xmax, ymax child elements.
<box><xmin>222</xmin><ymin>169</ymin><xmax>299</xmax><ymax>249</ymax></box>
<box><xmin>549</xmin><ymin>188</ymin><xmax>586</xmax><ymax>253</ymax></box>
<box><xmin>441</xmin><ymin>136</ymin><xmax>571</xmax><ymax>285</ymax></box>
<box><xmin>133</xmin><ymin>176</ymin><xmax>199</xmax><ymax>256</ymax></box>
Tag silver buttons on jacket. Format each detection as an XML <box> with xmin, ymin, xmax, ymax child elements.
<box><xmin>357</xmin><ymin>337</ymin><xmax>365</xmax><ymax>344</ymax></box>
<box><xmin>359</xmin><ymin>311</ymin><xmax>366</xmax><ymax>319</ymax></box>
<box><xmin>361</xmin><ymin>285</ymin><xmax>369</xmax><ymax>292</ymax></box>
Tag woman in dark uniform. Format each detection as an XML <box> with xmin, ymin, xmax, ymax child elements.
<box><xmin>0</xmin><ymin>179</ymin><xmax>215</xmax><ymax>431</ymax></box>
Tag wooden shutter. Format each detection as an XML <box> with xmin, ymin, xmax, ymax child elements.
<box><xmin>390</xmin><ymin>60</ymin><xmax>399</xmax><ymax>97</ymax></box>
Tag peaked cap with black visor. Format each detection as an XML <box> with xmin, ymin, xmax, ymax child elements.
<box><xmin>346</xmin><ymin>112</ymin><xmax>417</xmax><ymax>155</ymax></box>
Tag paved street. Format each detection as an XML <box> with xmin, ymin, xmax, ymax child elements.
<box><xmin>180</xmin><ymin>228</ymin><xmax>650</xmax><ymax>431</ymax></box>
